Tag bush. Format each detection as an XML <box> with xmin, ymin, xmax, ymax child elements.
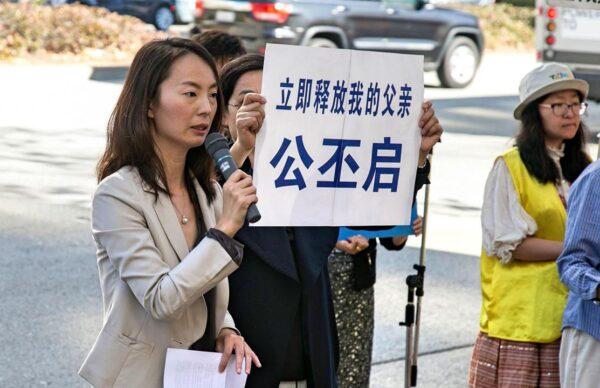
<box><xmin>0</xmin><ymin>2</ymin><xmax>168</xmax><ymax>60</ymax></box>
<box><xmin>447</xmin><ymin>4</ymin><xmax>536</xmax><ymax>51</ymax></box>
<box><xmin>499</xmin><ymin>0</ymin><xmax>535</xmax><ymax>8</ymax></box>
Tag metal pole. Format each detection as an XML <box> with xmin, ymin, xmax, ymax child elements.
<box><xmin>411</xmin><ymin>166</ymin><xmax>432</xmax><ymax>386</ymax></box>
<box><xmin>400</xmin><ymin>154</ymin><xmax>432</xmax><ymax>387</ymax></box>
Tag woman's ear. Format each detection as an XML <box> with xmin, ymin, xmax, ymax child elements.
<box><xmin>148</xmin><ymin>103</ymin><xmax>155</xmax><ymax>119</ymax></box>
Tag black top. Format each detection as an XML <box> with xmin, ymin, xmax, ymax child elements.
<box><xmin>225</xmin><ymin>158</ymin><xmax>339</xmax><ymax>388</ymax></box>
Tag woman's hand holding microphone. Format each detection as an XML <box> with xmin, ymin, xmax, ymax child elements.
<box><xmin>215</xmin><ymin>93</ymin><xmax>265</xmax><ymax>238</ymax></box>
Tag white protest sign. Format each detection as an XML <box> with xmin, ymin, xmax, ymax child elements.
<box><xmin>253</xmin><ymin>44</ymin><xmax>423</xmax><ymax>226</ymax></box>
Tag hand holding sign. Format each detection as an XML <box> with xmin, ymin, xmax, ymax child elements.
<box><xmin>235</xmin><ymin>93</ymin><xmax>266</xmax><ymax>153</ymax></box>
<box><xmin>412</xmin><ymin>216</ymin><xmax>423</xmax><ymax>236</ymax></box>
<box><xmin>418</xmin><ymin>100</ymin><xmax>443</xmax><ymax>164</ymax></box>
<box><xmin>389</xmin><ymin>216</ymin><xmax>422</xmax><ymax>246</ymax></box>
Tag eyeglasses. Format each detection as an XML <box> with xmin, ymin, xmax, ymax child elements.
<box><xmin>538</xmin><ymin>102</ymin><xmax>588</xmax><ymax>117</ymax></box>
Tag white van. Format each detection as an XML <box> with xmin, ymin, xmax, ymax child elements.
<box><xmin>535</xmin><ymin>0</ymin><xmax>600</xmax><ymax>101</ymax></box>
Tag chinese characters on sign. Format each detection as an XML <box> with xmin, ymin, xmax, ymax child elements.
<box><xmin>253</xmin><ymin>44</ymin><xmax>424</xmax><ymax>226</ymax></box>
<box><xmin>269</xmin><ymin>135</ymin><xmax>405</xmax><ymax>193</ymax></box>
<box><xmin>275</xmin><ymin>77</ymin><xmax>413</xmax><ymax>118</ymax></box>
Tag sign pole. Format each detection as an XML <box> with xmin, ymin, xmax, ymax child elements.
<box><xmin>400</xmin><ymin>154</ymin><xmax>432</xmax><ymax>387</ymax></box>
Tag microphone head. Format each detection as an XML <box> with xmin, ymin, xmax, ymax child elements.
<box><xmin>204</xmin><ymin>132</ymin><xmax>230</xmax><ymax>159</ymax></box>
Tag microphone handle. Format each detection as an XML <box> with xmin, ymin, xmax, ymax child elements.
<box><xmin>245</xmin><ymin>203</ymin><xmax>261</xmax><ymax>223</ymax></box>
<box><xmin>215</xmin><ymin>152</ymin><xmax>261</xmax><ymax>224</ymax></box>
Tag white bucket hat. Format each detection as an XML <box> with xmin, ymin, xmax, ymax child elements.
<box><xmin>513</xmin><ymin>62</ymin><xmax>589</xmax><ymax>120</ymax></box>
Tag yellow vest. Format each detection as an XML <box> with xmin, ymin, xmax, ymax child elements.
<box><xmin>479</xmin><ymin>147</ymin><xmax>568</xmax><ymax>343</ymax></box>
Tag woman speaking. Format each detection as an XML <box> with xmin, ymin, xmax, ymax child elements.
<box><xmin>79</xmin><ymin>38</ymin><xmax>262</xmax><ymax>387</ymax></box>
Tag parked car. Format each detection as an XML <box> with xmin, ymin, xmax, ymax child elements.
<box><xmin>195</xmin><ymin>0</ymin><xmax>484</xmax><ymax>88</ymax></box>
<box><xmin>57</xmin><ymin>0</ymin><xmax>179</xmax><ymax>30</ymax></box>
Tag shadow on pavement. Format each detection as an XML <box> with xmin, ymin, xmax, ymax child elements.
<box><xmin>432</xmin><ymin>95</ymin><xmax>520</xmax><ymax>138</ymax></box>
<box><xmin>433</xmin><ymin>95</ymin><xmax>600</xmax><ymax>140</ymax></box>
<box><xmin>0</xmin><ymin>126</ymin><xmax>101</xmax><ymax>209</ymax></box>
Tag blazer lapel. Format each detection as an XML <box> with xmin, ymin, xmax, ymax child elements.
<box><xmin>152</xmin><ymin>190</ymin><xmax>189</xmax><ymax>263</ymax></box>
<box><xmin>235</xmin><ymin>226</ymin><xmax>299</xmax><ymax>282</ymax></box>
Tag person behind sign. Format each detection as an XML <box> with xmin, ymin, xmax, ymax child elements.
<box><xmin>219</xmin><ymin>53</ymin><xmax>338</xmax><ymax>388</ymax></box>
<box><xmin>191</xmin><ymin>30</ymin><xmax>247</xmax><ymax>70</ymax></box>
<box><xmin>191</xmin><ymin>30</ymin><xmax>247</xmax><ymax>141</ymax></box>
<box><xmin>78</xmin><ymin>39</ymin><xmax>262</xmax><ymax>387</ymax></box>
<box><xmin>329</xmin><ymin>101</ymin><xmax>441</xmax><ymax>387</ymax></box>
<box><xmin>468</xmin><ymin>63</ymin><xmax>592</xmax><ymax>388</ymax></box>
<box><xmin>219</xmin><ymin>53</ymin><xmax>445</xmax><ymax>388</ymax></box>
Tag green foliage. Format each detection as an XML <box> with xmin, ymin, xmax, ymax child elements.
<box><xmin>446</xmin><ymin>4</ymin><xmax>536</xmax><ymax>51</ymax></box>
<box><xmin>500</xmin><ymin>0</ymin><xmax>535</xmax><ymax>8</ymax></box>
<box><xmin>0</xmin><ymin>3</ymin><xmax>166</xmax><ymax>60</ymax></box>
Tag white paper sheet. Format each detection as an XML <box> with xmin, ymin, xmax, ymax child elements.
<box><xmin>164</xmin><ymin>348</ymin><xmax>248</xmax><ymax>388</ymax></box>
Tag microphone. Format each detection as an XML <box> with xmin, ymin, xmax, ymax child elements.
<box><xmin>204</xmin><ymin>133</ymin><xmax>261</xmax><ymax>224</ymax></box>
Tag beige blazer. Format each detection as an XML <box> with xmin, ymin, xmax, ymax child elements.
<box><xmin>79</xmin><ymin>166</ymin><xmax>239</xmax><ymax>387</ymax></box>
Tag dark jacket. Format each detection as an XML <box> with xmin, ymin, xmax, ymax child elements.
<box><xmin>226</xmin><ymin>160</ymin><xmax>339</xmax><ymax>388</ymax></box>
<box><xmin>228</xmin><ymin>226</ymin><xmax>339</xmax><ymax>388</ymax></box>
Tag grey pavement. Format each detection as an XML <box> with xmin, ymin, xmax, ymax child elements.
<box><xmin>1</xmin><ymin>52</ymin><xmax>599</xmax><ymax>387</ymax></box>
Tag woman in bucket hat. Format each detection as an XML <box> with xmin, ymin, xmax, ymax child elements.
<box><xmin>468</xmin><ymin>63</ymin><xmax>592</xmax><ymax>387</ymax></box>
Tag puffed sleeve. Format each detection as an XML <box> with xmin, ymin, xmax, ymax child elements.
<box><xmin>481</xmin><ymin>158</ymin><xmax>537</xmax><ymax>264</ymax></box>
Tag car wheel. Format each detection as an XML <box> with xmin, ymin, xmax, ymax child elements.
<box><xmin>154</xmin><ymin>6</ymin><xmax>175</xmax><ymax>31</ymax></box>
<box><xmin>307</xmin><ymin>38</ymin><xmax>339</xmax><ymax>49</ymax></box>
<box><xmin>437</xmin><ymin>37</ymin><xmax>479</xmax><ymax>89</ymax></box>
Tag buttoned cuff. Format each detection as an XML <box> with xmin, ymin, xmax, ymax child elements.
<box><xmin>206</xmin><ymin>228</ymin><xmax>244</xmax><ymax>265</ymax></box>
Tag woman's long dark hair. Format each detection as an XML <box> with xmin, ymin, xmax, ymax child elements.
<box><xmin>96</xmin><ymin>38</ymin><xmax>224</xmax><ymax>203</ymax></box>
<box><xmin>516</xmin><ymin>95</ymin><xmax>591</xmax><ymax>185</ymax></box>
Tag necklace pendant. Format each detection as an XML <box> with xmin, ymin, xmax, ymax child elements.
<box><xmin>181</xmin><ymin>216</ymin><xmax>189</xmax><ymax>225</ymax></box>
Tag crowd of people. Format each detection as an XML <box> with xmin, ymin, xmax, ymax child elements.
<box><xmin>77</xmin><ymin>30</ymin><xmax>600</xmax><ymax>388</ymax></box>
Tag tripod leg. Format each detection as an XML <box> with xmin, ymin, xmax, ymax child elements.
<box><xmin>405</xmin><ymin>325</ymin><xmax>414</xmax><ymax>388</ymax></box>
<box><xmin>403</xmin><ymin>291</ymin><xmax>415</xmax><ymax>388</ymax></box>
<box><xmin>411</xmin><ymin>296</ymin><xmax>423</xmax><ymax>387</ymax></box>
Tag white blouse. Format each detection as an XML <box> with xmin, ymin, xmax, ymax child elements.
<box><xmin>481</xmin><ymin>146</ymin><xmax>568</xmax><ymax>264</ymax></box>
